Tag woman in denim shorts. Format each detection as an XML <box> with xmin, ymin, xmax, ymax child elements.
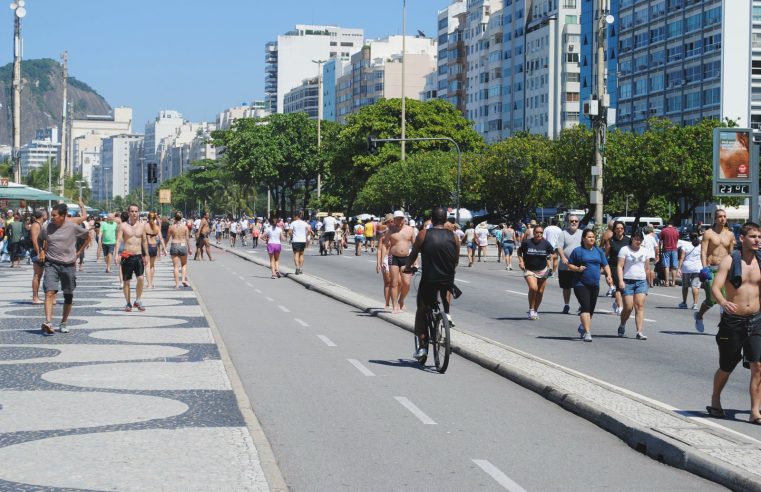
<box><xmin>616</xmin><ymin>229</ymin><xmax>652</xmax><ymax>340</ymax></box>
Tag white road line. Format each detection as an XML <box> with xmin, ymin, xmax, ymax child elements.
<box><xmin>294</xmin><ymin>318</ymin><xmax>309</xmax><ymax>327</ymax></box>
<box><xmin>254</xmin><ymin>288</ymin><xmax>262</xmax><ymax>294</ymax></box>
<box><xmin>367</xmin><ymin>259</ymin><xmax>376</xmax><ymax>263</ymax></box>
<box><xmin>237</xmin><ymin>275</ymin><xmax>245</xmax><ymax>280</ymax></box>
<box><xmin>264</xmin><ymin>296</ymin><xmax>274</xmax><ymax>302</ymax></box>
<box><xmin>245</xmin><ymin>282</ymin><xmax>254</xmax><ymax>288</ymax></box>
<box><xmin>317</xmin><ymin>335</ymin><xmax>336</xmax><ymax>347</ymax></box>
<box><xmin>472</xmin><ymin>459</ymin><xmax>527</xmax><ymax>492</ymax></box>
<box><xmin>348</xmin><ymin>359</ymin><xmax>375</xmax><ymax>376</ymax></box>
<box><xmin>458</xmin><ymin>279</ymin><xmax>471</xmax><ymax>284</ymax></box>
<box><xmin>278</xmin><ymin>305</ymin><xmax>290</xmax><ymax>313</ymax></box>
<box><xmin>649</xmin><ymin>292</ymin><xmax>680</xmax><ymax>299</ymax></box>
<box><xmin>394</xmin><ymin>396</ymin><xmax>436</xmax><ymax>425</ymax></box>
<box><xmin>506</xmin><ymin>289</ymin><xmax>527</xmax><ymax>296</ymax></box>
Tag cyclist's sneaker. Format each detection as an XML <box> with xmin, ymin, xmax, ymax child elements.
<box><xmin>578</xmin><ymin>324</ymin><xmax>585</xmax><ymax>339</ymax></box>
<box><xmin>446</xmin><ymin>313</ymin><xmax>455</xmax><ymax>327</ymax></box>
<box><xmin>583</xmin><ymin>332</ymin><xmax>593</xmax><ymax>342</ymax></box>
<box><xmin>678</xmin><ymin>302</ymin><xmax>688</xmax><ymax>309</ymax></box>
<box><xmin>562</xmin><ymin>304</ymin><xmax>570</xmax><ymax>314</ymax></box>
<box><xmin>694</xmin><ymin>312</ymin><xmax>705</xmax><ymax>333</ymax></box>
<box><xmin>636</xmin><ymin>332</ymin><xmax>648</xmax><ymax>340</ymax></box>
<box><xmin>59</xmin><ymin>322</ymin><xmax>69</xmax><ymax>333</ymax></box>
<box><xmin>617</xmin><ymin>325</ymin><xmax>625</xmax><ymax>337</ymax></box>
<box><xmin>528</xmin><ymin>310</ymin><xmax>538</xmax><ymax>320</ymax></box>
<box><xmin>414</xmin><ymin>348</ymin><xmax>428</xmax><ymax>361</ymax></box>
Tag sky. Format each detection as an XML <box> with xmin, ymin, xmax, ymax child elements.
<box><xmin>3</xmin><ymin>0</ymin><xmax>447</xmax><ymax>132</ymax></box>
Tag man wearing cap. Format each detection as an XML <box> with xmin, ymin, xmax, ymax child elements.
<box><xmin>384</xmin><ymin>211</ymin><xmax>415</xmax><ymax>313</ymax></box>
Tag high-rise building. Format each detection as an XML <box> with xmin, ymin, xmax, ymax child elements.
<box><xmin>436</xmin><ymin>0</ymin><xmax>468</xmax><ymax>113</ymax></box>
<box><xmin>334</xmin><ymin>35</ymin><xmax>437</xmax><ymax>123</ymax></box>
<box><xmin>97</xmin><ymin>134</ymin><xmax>143</xmax><ymax>201</ymax></box>
<box><xmin>583</xmin><ymin>0</ymin><xmax>753</xmax><ymax>132</ymax></box>
<box><xmin>144</xmin><ymin>110</ymin><xmax>184</xmax><ymax>179</ymax></box>
<box><xmin>323</xmin><ymin>58</ymin><xmax>351</xmax><ymax>122</ymax></box>
<box><xmin>216</xmin><ymin>103</ymin><xmax>269</xmax><ymax>130</ymax></box>
<box><xmin>69</xmin><ymin>107</ymin><xmax>133</xmax><ymax>174</ymax></box>
<box><xmin>283</xmin><ymin>77</ymin><xmax>319</xmax><ymax>118</ymax></box>
<box><xmin>72</xmin><ymin>133</ymin><xmax>103</xmax><ymax>187</ymax></box>
<box><xmin>19</xmin><ymin>129</ymin><xmax>60</xmax><ymax>177</ymax></box>
<box><xmin>265</xmin><ymin>25</ymin><xmax>364</xmax><ymax>114</ymax></box>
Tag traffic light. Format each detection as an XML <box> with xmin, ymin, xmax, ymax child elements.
<box><xmin>147</xmin><ymin>163</ymin><xmax>157</xmax><ymax>184</ymax></box>
<box><xmin>367</xmin><ymin>135</ymin><xmax>378</xmax><ymax>154</ymax></box>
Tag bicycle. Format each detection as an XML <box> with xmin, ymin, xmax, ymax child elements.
<box><xmin>408</xmin><ymin>267</ymin><xmax>459</xmax><ymax>373</ymax></box>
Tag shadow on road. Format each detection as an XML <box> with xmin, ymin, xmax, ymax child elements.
<box><xmin>368</xmin><ymin>359</ymin><xmax>438</xmax><ymax>373</ymax></box>
<box><xmin>674</xmin><ymin>408</ymin><xmax>749</xmax><ymax>422</ymax></box>
<box><xmin>659</xmin><ymin>330</ymin><xmax>713</xmax><ymax>336</ymax></box>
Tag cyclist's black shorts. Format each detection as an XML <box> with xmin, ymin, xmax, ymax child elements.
<box><xmin>417</xmin><ymin>279</ymin><xmax>452</xmax><ymax>313</ymax></box>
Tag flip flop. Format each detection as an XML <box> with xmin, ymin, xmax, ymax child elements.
<box><xmin>706</xmin><ymin>406</ymin><xmax>726</xmax><ymax>418</ymax></box>
<box><xmin>751</xmin><ymin>418</ymin><xmax>761</xmax><ymax>426</ymax></box>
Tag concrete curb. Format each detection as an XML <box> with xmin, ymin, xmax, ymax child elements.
<box><xmin>191</xmin><ymin>276</ymin><xmax>289</xmax><ymax>491</ymax></box>
<box><xmin>215</xmin><ymin>243</ymin><xmax>761</xmax><ymax>491</ymax></box>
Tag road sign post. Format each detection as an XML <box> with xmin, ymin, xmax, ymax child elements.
<box><xmin>159</xmin><ymin>189</ymin><xmax>171</xmax><ymax>205</ymax></box>
<box><xmin>713</xmin><ymin>128</ymin><xmax>759</xmax><ymax>223</ymax></box>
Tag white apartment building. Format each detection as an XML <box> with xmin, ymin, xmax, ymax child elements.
<box><xmin>19</xmin><ymin>140</ymin><xmax>60</xmax><ymax>177</ymax></box>
<box><xmin>323</xmin><ymin>58</ymin><xmax>351</xmax><ymax>121</ymax></box>
<box><xmin>97</xmin><ymin>134</ymin><xmax>143</xmax><ymax>201</ymax></box>
<box><xmin>436</xmin><ymin>0</ymin><xmax>468</xmax><ymax>113</ymax></box>
<box><xmin>188</xmin><ymin>124</ymin><xmax>217</xmax><ymax>164</ymax></box>
<box><xmin>157</xmin><ymin>122</ymin><xmax>216</xmax><ymax>181</ymax></box>
<box><xmin>335</xmin><ymin>35</ymin><xmax>437</xmax><ymax>123</ymax></box>
<box><xmin>216</xmin><ymin>103</ymin><xmax>270</xmax><ymax>130</ymax></box>
<box><xmin>284</xmin><ymin>77</ymin><xmax>319</xmax><ymax>118</ymax></box>
<box><xmin>265</xmin><ymin>25</ymin><xmax>364</xmax><ymax>114</ymax></box>
<box><xmin>464</xmin><ymin>0</ymin><xmax>504</xmax><ymax>142</ymax></box>
<box><xmin>144</xmin><ymin>110</ymin><xmax>184</xmax><ymax>175</ymax></box>
<box><xmin>70</xmin><ymin>107</ymin><xmax>133</xmax><ymax>174</ymax></box>
<box><xmin>73</xmin><ymin>133</ymin><xmax>103</xmax><ymax>187</ymax></box>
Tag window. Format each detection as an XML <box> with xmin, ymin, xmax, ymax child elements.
<box><xmin>650</xmin><ymin>26</ymin><xmax>665</xmax><ymax>43</ymax></box>
<box><xmin>754</xmin><ymin>6</ymin><xmax>761</xmax><ymax>23</ymax></box>
<box><xmin>620</xmin><ymin>37</ymin><xmax>633</xmax><ymax>53</ymax></box>
<box><xmin>685</xmin><ymin>64</ymin><xmax>701</xmax><ymax>83</ymax></box>
<box><xmin>566</xmin><ymin>53</ymin><xmax>579</xmax><ymax>62</ymax></box>
<box><xmin>650</xmin><ymin>1</ymin><xmax>666</xmax><ymax>19</ymax></box>
<box><xmin>684</xmin><ymin>39</ymin><xmax>702</xmax><ymax>58</ymax></box>
<box><xmin>704</xmin><ymin>60</ymin><xmax>720</xmax><ymax>79</ymax></box>
<box><xmin>620</xmin><ymin>13</ymin><xmax>633</xmax><ymax>29</ymax></box>
<box><xmin>666</xmin><ymin>69</ymin><xmax>683</xmax><ymax>87</ymax></box>
<box><xmin>619</xmin><ymin>59</ymin><xmax>632</xmax><ymax>75</ymax></box>
<box><xmin>438</xmin><ymin>17</ymin><xmax>448</xmax><ymax>30</ymax></box>
<box><xmin>754</xmin><ymin>60</ymin><xmax>761</xmax><ymax>76</ymax></box>
<box><xmin>704</xmin><ymin>34</ymin><xmax>721</xmax><ymax>52</ymax></box>
<box><xmin>703</xmin><ymin>87</ymin><xmax>720</xmax><ymax>105</ymax></box>
<box><xmin>703</xmin><ymin>6</ymin><xmax>721</xmax><ymax>26</ymax></box>
<box><xmin>619</xmin><ymin>82</ymin><xmax>632</xmax><ymax>99</ymax></box>
<box><xmin>634</xmin><ymin>10</ymin><xmax>648</xmax><ymax>26</ymax></box>
<box><xmin>684</xmin><ymin>92</ymin><xmax>700</xmax><ymax>110</ymax></box>
<box><xmin>565</xmin><ymin>92</ymin><xmax>580</xmax><ymax>101</ymax></box>
<box><xmin>667</xmin><ymin>45</ymin><xmax>683</xmax><ymax>62</ymax></box>
<box><xmin>565</xmin><ymin>15</ymin><xmax>578</xmax><ymax>24</ymax></box>
<box><xmin>566</xmin><ymin>72</ymin><xmax>580</xmax><ymax>82</ymax></box>
<box><xmin>635</xmin><ymin>54</ymin><xmax>648</xmax><ymax>71</ymax></box>
<box><xmin>650</xmin><ymin>74</ymin><xmax>664</xmax><ymax>91</ymax></box>
<box><xmin>667</xmin><ymin>20</ymin><xmax>682</xmax><ymax>39</ymax></box>
<box><xmin>685</xmin><ymin>13</ymin><xmax>701</xmax><ymax>33</ymax></box>
<box><xmin>649</xmin><ymin>98</ymin><xmax>663</xmax><ymax>115</ymax></box>
<box><xmin>666</xmin><ymin>94</ymin><xmax>682</xmax><ymax>112</ymax></box>
<box><xmin>633</xmin><ymin>79</ymin><xmax>647</xmax><ymax>96</ymax></box>
<box><xmin>649</xmin><ymin>50</ymin><xmax>665</xmax><ymax>66</ymax></box>
<box><xmin>634</xmin><ymin>32</ymin><xmax>648</xmax><ymax>49</ymax></box>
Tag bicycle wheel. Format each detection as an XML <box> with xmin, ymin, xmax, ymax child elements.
<box><xmin>432</xmin><ymin>310</ymin><xmax>451</xmax><ymax>373</ymax></box>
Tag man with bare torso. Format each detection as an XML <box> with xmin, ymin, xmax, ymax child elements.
<box><xmin>116</xmin><ymin>204</ymin><xmax>149</xmax><ymax>311</ymax></box>
<box><xmin>695</xmin><ymin>209</ymin><xmax>735</xmax><ymax>332</ymax></box>
<box><xmin>706</xmin><ymin>222</ymin><xmax>761</xmax><ymax>424</ymax></box>
<box><xmin>384</xmin><ymin>211</ymin><xmax>416</xmax><ymax>313</ymax></box>
<box><xmin>194</xmin><ymin>212</ymin><xmax>213</xmax><ymax>261</ymax></box>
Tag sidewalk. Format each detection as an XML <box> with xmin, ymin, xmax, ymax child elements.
<box><xmin>216</xmin><ymin>242</ymin><xmax>761</xmax><ymax>492</ymax></box>
<box><xmin>0</xmin><ymin>252</ymin><xmax>284</xmax><ymax>491</ymax></box>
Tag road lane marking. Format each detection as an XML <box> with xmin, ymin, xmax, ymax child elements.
<box><xmin>237</xmin><ymin>275</ymin><xmax>245</xmax><ymax>280</ymax></box>
<box><xmin>458</xmin><ymin>279</ymin><xmax>471</xmax><ymax>284</ymax></box>
<box><xmin>264</xmin><ymin>296</ymin><xmax>274</xmax><ymax>302</ymax></box>
<box><xmin>367</xmin><ymin>260</ymin><xmax>376</xmax><ymax>263</ymax></box>
<box><xmin>348</xmin><ymin>359</ymin><xmax>375</xmax><ymax>376</ymax></box>
<box><xmin>278</xmin><ymin>305</ymin><xmax>290</xmax><ymax>313</ymax></box>
<box><xmin>318</xmin><ymin>335</ymin><xmax>336</xmax><ymax>347</ymax></box>
<box><xmin>649</xmin><ymin>292</ymin><xmax>680</xmax><ymax>299</ymax></box>
<box><xmin>472</xmin><ymin>460</ymin><xmax>527</xmax><ymax>492</ymax></box>
<box><xmin>294</xmin><ymin>318</ymin><xmax>309</xmax><ymax>327</ymax></box>
<box><xmin>246</xmin><ymin>282</ymin><xmax>254</xmax><ymax>288</ymax></box>
<box><xmin>506</xmin><ymin>290</ymin><xmax>527</xmax><ymax>296</ymax></box>
<box><xmin>394</xmin><ymin>396</ymin><xmax>436</xmax><ymax>425</ymax></box>
<box><xmin>255</xmin><ymin>288</ymin><xmax>262</xmax><ymax>294</ymax></box>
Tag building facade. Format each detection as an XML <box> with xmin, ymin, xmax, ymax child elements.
<box><xmin>97</xmin><ymin>134</ymin><xmax>143</xmax><ymax>201</ymax></box>
<box><xmin>69</xmin><ymin>107</ymin><xmax>133</xmax><ymax>175</ymax></box>
<box><xmin>322</xmin><ymin>58</ymin><xmax>351</xmax><ymax>122</ymax></box>
<box><xmin>283</xmin><ymin>77</ymin><xmax>319</xmax><ymax>118</ymax></box>
<box><xmin>144</xmin><ymin>110</ymin><xmax>184</xmax><ymax>180</ymax></box>
<box><xmin>436</xmin><ymin>0</ymin><xmax>468</xmax><ymax>113</ymax></box>
<box><xmin>265</xmin><ymin>25</ymin><xmax>364</xmax><ymax>114</ymax></box>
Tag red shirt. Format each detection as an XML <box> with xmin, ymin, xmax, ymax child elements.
<box><xmin>659</xmin><ymin>226</ymin><xmax>679</xmax><ymax>251</ymax></box>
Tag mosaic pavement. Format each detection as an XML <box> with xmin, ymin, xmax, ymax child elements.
<box><xmin>0</xmin><ymin>253</ymin><xmax>269</xmax><ymax>491</ymax></box>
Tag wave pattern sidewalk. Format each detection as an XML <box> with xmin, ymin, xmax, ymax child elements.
<box><xmin>0</xmin><ymin>254</ymin><xmax>271</xmax><ymax>491</ymax></box>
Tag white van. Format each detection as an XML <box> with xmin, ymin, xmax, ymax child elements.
<box><xmin>613</xmin><ymin>216</ymin><xmax>663</xmax><ymax>232</ymax></box>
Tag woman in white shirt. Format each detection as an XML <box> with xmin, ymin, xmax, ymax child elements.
<box><xmin>616</xmin><ymin>229</ymin><xmax>652</xmax><ymax>340</ymax></box>
<box><xmin>264</xmin><ymin>218</ymin><xmax>284</xmax><ymax>279</ymax></box>
<box><xmin>677</xmin><ymin>232</ymin><xmax>702</xmax><ymax>309</ymax></box>
<box><xmin>475</xmin><ymin>223</ymin><xmax>490</xmax><ymax>262</ymax></box>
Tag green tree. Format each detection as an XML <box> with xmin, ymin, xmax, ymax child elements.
<box><xmin>553</xmin><ymin>126</ymin><xmax>595</xmax><ymax>214</ymax></box>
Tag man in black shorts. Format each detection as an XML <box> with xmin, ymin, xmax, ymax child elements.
<box><xmin>707</xmin><ymin>222</ymin><xmax>761</xmax><ymax>424</ymax></box>
<box><xmin>405</xmin><ymin>206</ymin><xmax>460</xmax><ymax>361</ymax></box>
<box><xmin>39</xmin><ymin>204</ymin><xmax>91</xmax><ymax>335</ymax></box>
<box><xmin>556</xmin><ymin>215</ymin><xmax>583</xmax><ymax>314</ymax></box>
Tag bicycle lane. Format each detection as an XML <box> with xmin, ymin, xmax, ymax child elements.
<box><xmin>195</xmin><ymin>248</ymin><xmax>722</xmax><ymax>491</ymax></box>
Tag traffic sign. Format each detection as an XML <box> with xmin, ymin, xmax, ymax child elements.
<box><xmin>159</xmin><ymin>189</ymin><xmax>171</xmax><ymax>204</ymax></box>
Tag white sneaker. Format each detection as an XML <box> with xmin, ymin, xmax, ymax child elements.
<box><xmin>678</xmin><ymin>302</ymin><xmax>688</xmax><ymax>309</ymax></box>
<box><xmin>59</xmin><ymin>322</ymin><xmax>69</xmax><ymax>333</ymax></box>
<box><xmin>694</xmin><ymin>312</ymin><xmax>705</xmax><ymax>333</ymax></box>
<box><xmin>636</xmin><ymin>332</ymin><xmax>648</xmax><ymax>340</ymax></box>
<box><xmin>583</xmin><ymin>332</ymin><xmax>593</xmax><ymax>342</ymax></box>
<box><xmin>692</xmin><ymin>304</ymin><xmax>699</xmax><ymax>310</ymax></box>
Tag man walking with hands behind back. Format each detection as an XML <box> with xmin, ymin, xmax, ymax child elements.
<box><xmin>116</xmin><ymin>204</ymin><xmax>149</xmax><ymax>312</ymax></box>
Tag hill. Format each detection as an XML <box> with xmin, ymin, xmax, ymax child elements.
<box><xmin>0</xmin><ymin>58</ymin><xmax>112</xmax><ymax>145</ymax></box>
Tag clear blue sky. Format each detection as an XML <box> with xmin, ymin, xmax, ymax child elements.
<box><xmin>4</xmin><ymin>0</ymin><xmax>446</xmax><ymax>131</ymax></box>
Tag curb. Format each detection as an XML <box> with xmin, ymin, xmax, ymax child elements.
<box><xmin>214</xmin><ymin>243</ymin><xmax>761</xmax><ymax>491</ymax></box>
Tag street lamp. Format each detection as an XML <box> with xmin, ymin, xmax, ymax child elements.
<box><xmin>312</xmin><ymin>59</ymin><xmax>326</xmax><ymax>203</ymax></box>
<box><xmin>401</xmin><ymin>0</ymin><xmax>406</xmax><ymax>161</ymax></box>
<box><xmin>591</xmin><ymin>0</ymin><xmax>614</xmax><ymax>228</ymax></box>
<box><xmin>10</xmin><ymin>0</ymin><xmax>25</xmax><ymax>183</ymax></box>
<box><xmin>139</xmin><ymin>156</ymin><xmax>145</xmax><ymax>210</ymax></box>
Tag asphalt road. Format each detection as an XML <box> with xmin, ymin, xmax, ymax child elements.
<box><xmin>193</xmin><ymin>247</ymin><xmax>724</xmax><ymax>491</ymax></box>
<box><xmin>224</xmin><ymin>239</ymin><xmax>761</xmax><ymax>442</ymax></box>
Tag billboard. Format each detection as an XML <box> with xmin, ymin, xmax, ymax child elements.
<box><xmin>713</xmin><ymin>128</ymin><xmax>757</xmax><ymax>196</ymax></box>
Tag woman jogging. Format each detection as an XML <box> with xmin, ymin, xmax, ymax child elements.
<box><xmin>264</xmin><ymin>218</ymin><xmax>284</xmax><ymax>278</ymax></box>
<box><xmin>616</xmin><ymin>229</ymin><xmax>652</xmax><ymax>340</ymax></box>
<box><xmin>518</xmin><ymin>224</ymin><xmax>554</xmax><ymax>320</ymax></box>
<box><xmin>568</xmin><ymin>229</ymin><xmax>614</xmax><ymax>342</ymax></box>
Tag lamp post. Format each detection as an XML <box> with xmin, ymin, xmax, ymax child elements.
<box><xmin>139</xmin><ymin>156</ymin><xmax>145</xmax><ymax>210</ymax></box>
<box><xmin>592</xmin><ymin>0</ymin><xmax>614</xmax><ymax>228</ymax></box>
<box><xmin>400</xmin><ymin>0</ymin><xmax>406</xmax><ymax>161</ymax></box>
<box><xmin>311</xmin><ymin>59</ymin><xmax>326</xmax><ymax>203</ymax></box>
<box><xmin>10</xmin><ymin>0</ymin><xmax>26</xmax><ymax>183</ymax></box>
<box><xmin>48</xmin><ymin>156</ymin><xmax>54</xmax><ymax>212</ymax></box>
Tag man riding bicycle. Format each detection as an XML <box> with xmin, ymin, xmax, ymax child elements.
<box><xmin>404</xmin><ymin>206</ymin><xmax>460</xmax><ymax>361</ymax></box>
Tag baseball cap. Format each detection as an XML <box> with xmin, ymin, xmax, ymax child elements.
<box><xmin>393</xmin><ymin>210</ymin><xmax>405</xmax><ymax>218</ymax></box>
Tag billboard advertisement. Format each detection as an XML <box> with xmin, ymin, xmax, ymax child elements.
<box><xmin>713</xmin><ymin>128</ymin><xmax>757</xmax><ymax>197</ymax></box>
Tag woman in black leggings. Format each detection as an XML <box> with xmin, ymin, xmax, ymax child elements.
<box><xmin>567</xmin><ymin>229</ymin><xmax>614</xmax><ymax>342</ymax></box>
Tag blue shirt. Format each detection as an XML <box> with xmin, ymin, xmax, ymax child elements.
<box><xmin>568</xmin><ymin>245</ymin><xmax>608</xmax><ymax>288</ymax></box>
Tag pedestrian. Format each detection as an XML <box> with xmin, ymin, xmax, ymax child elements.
<box><xmin>6</xmin><ymin>212</ymin><xmax>23</xmax><ymax>268</ymax></box>
<box><xmin>501</xmin><ymin>223</ymin><xmax>516</xmax><ymax>270</ymax></box>
<box><xmin>100</xmin><ymin>213</ymin><xmax>118</xmax><ymax>273</ymax></box>
<box><xmin>518</xmin><ymin>224</ymin><xmax>554</xmax><ymax>320</ymax></box>
<box><xmin>376</xmin><ymin>213</ymin><xmax>393</xmax><ymax>309</ymax></box>
<box><xmin>544</xmin><ymin>218</ymin><xmax>563</xmax><ymax>275</ymax></box>
<box><xmin>364</xmin><ymin>217</ymin><xmax>375</xmax><ymax>252</ymax></box>
<box><xmin>385</xmin><ymin>211</ymin><xmax>416</xmax><ymax>313</ymax></box>
<box><xmin>289</xmin><ymin>212</ymin><xmax>312</xmax><ymax>274</ymax></box>
<box><xmin>695</xmin><ymin>209</ymin><xmax>735</xmax><ymax>332</ymax></box>
<box><xmin>678</xmin><ymin>232</ymin><xmax>702</xmax><ymax>310</ymax></box>
<box><xmin>93</xmin><ymin>216</ymin><xmax>102</xmax><ymax>262</ymax></box>
<box><xmin>642</xmin><ymin>225</ymin><xmax>660</xmax><ymax>288</ymax></box>
<box><xmin>705</xmin><ymin>222</ymin><xmax>761</xmax><ymax>424</ymax></box>
<box><xmin>616</xmin><ymin>229</ymin><xmax>652</xmax><ymax>340</ymax></box>
<box><xmin>475</xmin><ymin>222</ymin><xmax>489</xmax><ymax>262</ymax></box>
<box><xmin>568</xmin><ymin>228</ymin><xmax>614</xmax><ymax>342</ymax></box>
<box><xmin>145</xmin><ymin>211</ymin><xmax>166</xmax><ymax>289</ymax></box>
<box><xmin>353</xmin><ymin>221</ymin><xmax>364</xmax><ymax>256</ymax></box>
<box><xmin>556</xmin><ymin>214</ymin><xmax>584</xmax><ymax>314</ymax></box>
<box><xmin>264</xmin><ymin>217</ymin><xmax>284</xmax><ymax>278</ymax></box>
<box><xmin>605</xmin><ymin>220</ymin><xmax>629</xmax><ymax>315</ymax></box>
<box><xmin>116</xmin><ymin>204</ymin><xmax>148</xmax><ymax>312</ymax></box>
<box><xmin>167</xmin><ymin>212</ymin><xmax>192</xmax><ymax>288</ymax></box>
<box><xmin>464</xmin><ymin>221</ymin><xmax>476</xmax><ymax>266</ymax></box>
<box><xmin>29</xmin><ymin>209</ymin><xmax>46</xmax><ymax>304</ymax></box>
<box><xmin>659</xmin><ymin>220</ymin><xmax>680</xmax><ymax>287</ymax></box>
<box><xmin>39</xmin><ymin>203</ymin><xmax>91</xmax><ymax>335</ymax></box>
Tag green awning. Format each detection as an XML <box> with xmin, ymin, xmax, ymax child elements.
<box><xmin>0</xmin><ymin>185</ymin><xmax>66</xmax><ymax>201</ymax></box>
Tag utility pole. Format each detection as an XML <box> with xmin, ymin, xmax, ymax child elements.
<box><xmin>400</xmin><ymin>0</ymin><xmax>406</xmax><ymax>161</ymax></box>
<box><xmin>10</xmin><ymin>1</ymin><xmax>26</xmax><ymax>183</ymax></box>
<box><xmin>592</xmin><ymin>0</ymin><xmax>613</xmax><ymax>228</ymax></box>
<box><xmin>59</xmin><ymin>51</ymin><xmax>68</xmax><ymax>199</ymax></box>
<box><xmin>312</xmin><ymin>59</ymin><xmax>326</xmax><ymax>201</ymax></box>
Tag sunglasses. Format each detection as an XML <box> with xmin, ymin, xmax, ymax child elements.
<box><xmin>569</xmin><ymin>220</ymin><xmax>579</xmax><ymax>223</ymax></box>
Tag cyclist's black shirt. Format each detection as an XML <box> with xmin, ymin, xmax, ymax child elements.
<box><xmin>420</xmin><ymin>227</ymin><xmax>458</xmax><ymax>284</ymax></box>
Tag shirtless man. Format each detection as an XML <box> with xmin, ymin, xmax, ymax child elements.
<box><xmin>706</xmin><ymin>222</ymin><xmax>761</xmax><ymax>424</ymax></box>
<box><xmin>384</xmin><ymin>210</ymin><xmax>415</xmax><ymax>313</ymax></box>
<box><xmin>695</xmin><ymin>209</ymin><xmax>735</xmax><ymax>332</ymax></box>
<box><xmin>116</xmin><ymin>204</ymin><xmax>149</xmax><ymax>311</ymax></box>
<box><xmin>196</xmin><ymin>212</ymin><xmax>213</xmax><ymax>261</ymax></box>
